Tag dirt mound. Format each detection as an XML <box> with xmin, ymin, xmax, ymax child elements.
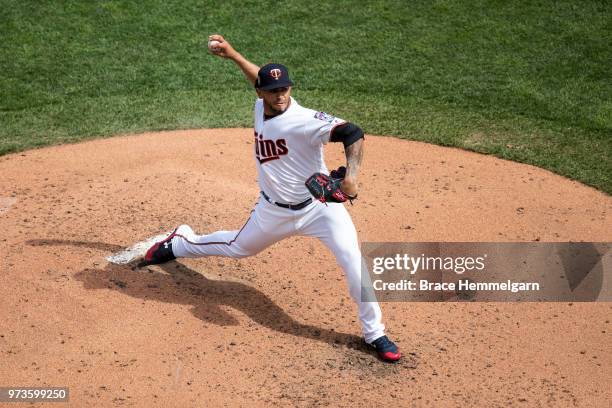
<box><xmin>0</xmin><ymin>129</ymin><xmax>610</xmax><ymax>406</ymax></box>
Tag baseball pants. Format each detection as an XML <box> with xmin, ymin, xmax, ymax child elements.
<box><xmin>170</xmin><ymin>196</ymin><xmax>386</xmax><ymax>343</ymax></box>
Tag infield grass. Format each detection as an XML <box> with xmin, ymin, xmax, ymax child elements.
<box><xmin>1</xmin><ymin>0</ymin><xmax>610</xmax><ymax>193</ymax></box>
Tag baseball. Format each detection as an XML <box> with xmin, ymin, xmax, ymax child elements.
<box><xmin>208</xmin><ymin>39</ymin><xmax>221</xmax><ymax>53</ymax></box>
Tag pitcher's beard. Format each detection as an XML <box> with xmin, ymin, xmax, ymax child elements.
<box><xmin>265</xmin><ymin>99</ymin><xmax>290</xmax><ymax>116</ymax></box>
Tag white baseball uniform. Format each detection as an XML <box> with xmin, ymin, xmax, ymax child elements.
<box><xmin>170</xmin><ymin>97</ymin><xmax>385</xmax><ymax>343</ymax></box>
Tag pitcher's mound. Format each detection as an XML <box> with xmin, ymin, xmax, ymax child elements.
<box><xmin>0</xmin><ymin>129</ymin><xmax>610</xmax><ymax>407</ymax></box>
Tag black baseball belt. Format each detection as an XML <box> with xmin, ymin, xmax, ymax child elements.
<box><xmin>261</xmin><ymin>191</ymin><xmax>312</xmax><ymax>211</ymax></box>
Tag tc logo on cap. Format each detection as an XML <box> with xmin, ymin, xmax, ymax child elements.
<box><xmin>256</xmin><ymin>63</ymin><xmax>293</xmax><ymax>90</ymax></box>
<box><xmin>270</xmin><ymin>69</ymin><xmax>282</xmax><ymax>80</ymax></box>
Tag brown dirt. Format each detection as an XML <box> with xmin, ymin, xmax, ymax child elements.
<box><xmin>0</xmin><ymin>128</ymin><xmax>610</xmax><ymax>407</ymax></box>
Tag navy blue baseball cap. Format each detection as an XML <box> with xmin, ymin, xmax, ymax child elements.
<box><xmin>255</xmin><ymin>63</ymin><xmax>294</xmax><ymax>90</ymax></box>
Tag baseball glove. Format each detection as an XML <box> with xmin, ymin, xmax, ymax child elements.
<box><xmin>305</xmin><ymin>166</ymin><xmax>357</xmax><ymax>204</ymax></box>
<box><xmin>330</xmin><ymin>165</ymin><xmax>347</xmax><ymax>180</ymax></box>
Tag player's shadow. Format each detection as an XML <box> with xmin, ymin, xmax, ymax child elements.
<box><xmin>27</xmin><ymin>239</ymin><xmax>367</xmax><ymax>351</ymax></box>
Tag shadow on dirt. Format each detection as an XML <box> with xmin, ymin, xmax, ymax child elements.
<box><xmin>27</xmin><ymin>239</ymin><xmax>371</xmax><ymax>354</ymax></box>
<box><xmin>28</xmin><ymin>238</ymin><xmax>123</xmax><ymax>252</ymax></box>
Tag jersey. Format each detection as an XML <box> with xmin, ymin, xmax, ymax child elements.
<box><xmin>253</xmin><ymin>97</ymin><xmax>346</xmax><ymax>204</ymax></box>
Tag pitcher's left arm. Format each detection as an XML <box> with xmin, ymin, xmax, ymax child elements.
<box><xmin>331</xmin><ymin>123</ymin><xmax>364</xmax><ymax>198</ymax></box>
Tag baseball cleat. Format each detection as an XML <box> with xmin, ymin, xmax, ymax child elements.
<box><xmin>369</xmin><ymin>335</ymin><xmax>402</xmax><ymax>362</ymax></box>
<box><xmin>138</xmin><ymin>227</ymin><xmax>179</xmax><ymax>267</ymax></box>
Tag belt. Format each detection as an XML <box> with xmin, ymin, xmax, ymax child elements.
<box><xmin>261</xmin><ymin>191</ymin><xmax>312</xmax><ymax>211</ymax></box>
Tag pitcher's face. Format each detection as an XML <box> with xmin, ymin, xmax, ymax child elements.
<box><xmin>257</xmin><ymin>86</ymin><xmax>292</xmax><ymax>115</ymax></box>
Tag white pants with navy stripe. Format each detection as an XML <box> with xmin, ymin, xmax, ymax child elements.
<box><xmin>171</xmin><ymin>197</ymin><xmax>385</xmax><ymax>343</ymax></box>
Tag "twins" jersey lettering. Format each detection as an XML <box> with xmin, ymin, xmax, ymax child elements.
<box><xmin>254</xmin><ymin>131</ymin><xmax>288</xmax><ymax>163</ymax></box>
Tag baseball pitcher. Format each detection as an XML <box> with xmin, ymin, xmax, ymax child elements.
<box><xmin>140</xmin><ymin>34</ymin><xmax>401</xmax><ymax>362</ymax></box>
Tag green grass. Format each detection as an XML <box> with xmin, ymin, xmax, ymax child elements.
<box><xmin>1</xmin><ymin>0</ymin><xmax>610</xmax><ymax>193</ymax></box>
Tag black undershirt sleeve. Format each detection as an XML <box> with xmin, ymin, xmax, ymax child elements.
<box><xmin>329</xmin><ymin>122</ymin><xmax>364</xmax><ymax>148</ymax></box>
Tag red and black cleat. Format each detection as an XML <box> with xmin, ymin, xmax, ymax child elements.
<box><xmin>369</xmin><ymin>335</ymin><xmax>402</xmax><ymax>362</ymax></box>
<box><xmin>138</xmin><ymin>228</ymin><xmax>178</xmax><ymax>267</ymax></box>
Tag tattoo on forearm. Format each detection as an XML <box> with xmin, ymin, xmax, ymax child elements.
<box><xmin>345</xmin><ymin>140</ymin><xmax>363</xmax><ymax>180</ymax></box>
